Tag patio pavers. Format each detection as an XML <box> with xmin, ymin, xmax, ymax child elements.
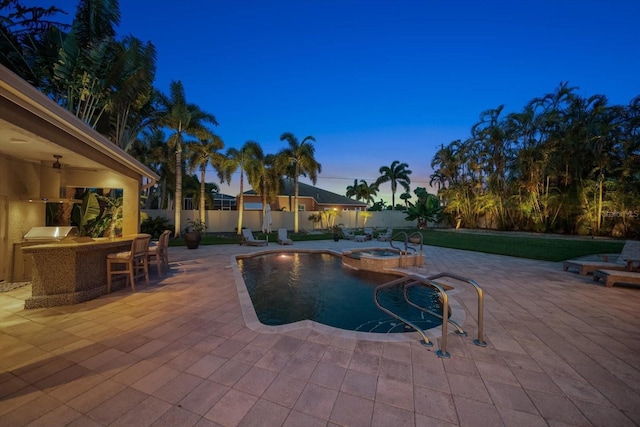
<box><xmin>1</xmin><ymin>239</ymin><xmax>639</xmax><ymax>426</ymax></box>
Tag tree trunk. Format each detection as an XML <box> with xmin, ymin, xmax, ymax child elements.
<box><xmin>294</xmin><ymin>177</ymin><xmax>299</xmax><ymax>233</ymax></box>
<box><xmin>596</xmin><ymin>174</ymin><xmax>603</xmax><ymax>234</ymax></box>
<box><xmin>175</xmin><ymin>146</ymin><xmax>182</xmax><ymax>238</ymax></box>
<box><xmin>237</xmin><ymin>170</ymin><xmax>244</xmax><ymax>235</ymax></box>
<box><xmin>200</xmin><ymin>167</ymin><xmax>206</xmax><ymax>225</ymax></box>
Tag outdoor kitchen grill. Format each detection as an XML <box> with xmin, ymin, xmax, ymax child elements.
<box><xmin>11</xmin><ymin>226</ymin><xmax>81</xmax><ymax>283</ymax></box>
<box><xmin>23</xmin><ymin>226</ymin><xmax>79</xmax><ymax>242</ymax></box>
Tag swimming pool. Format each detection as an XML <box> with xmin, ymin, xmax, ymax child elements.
<box><xmin>236</xmin><ymin>251</ymin><xmax>443</xmax><ymax>333</ymax></box>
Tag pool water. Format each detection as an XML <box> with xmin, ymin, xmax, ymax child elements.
<box><xmin>237</xmin><ymin>252</ymin><xmax>443</xmax><ymax>333</ymax></box>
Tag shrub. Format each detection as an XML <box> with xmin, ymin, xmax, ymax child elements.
<box><xmin>141</xmin><ymin>216</ymin><xmax>172</xmax><ymax>238</ymax></box>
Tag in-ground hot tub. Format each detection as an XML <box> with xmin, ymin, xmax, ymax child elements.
<box><xmin>342</xmin><ymin>247</ymin><xmax>424</xmax><ymax>272</ymax></box>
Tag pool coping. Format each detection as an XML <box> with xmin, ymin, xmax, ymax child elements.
<box><xmin>231</xmin><ymin>248</ymin><xmax>468</xmax><ymax>343</ymax></box>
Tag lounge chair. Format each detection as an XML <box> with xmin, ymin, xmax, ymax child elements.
<box><xmin>562</xmin><ymin>240</ymin><xmax>640</xmax><ymax>275</ymax></box>
<box><xmin>342</xmin><ymin>228</ymin><xmax>355</xmax><ymax>240</ymax></box>
<box><xmin>277</xmin><ymin>228</ymin><xmax>293</xmax><ymax>245</ymax></box>
<box><xmin>593</xmin><ymin>269</ymin><xmax>640</xmax><ymax>288</ymax></box>
<box><xmin>377</xmin><ymin>228</ymin><xmax>393</xmax><ymax>241</ymax></box>
<box><xmin>364</xmin><ymin>228</ymin><xmax>374</xmax><ymax>240</ymax></box>
<box><xmin>241</xmin><ymin>228</ymin><xmax>268</xmax><ymax>246</ymax></box>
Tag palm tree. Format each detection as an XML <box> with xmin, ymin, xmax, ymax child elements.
<box><xmin>430</xmin><ymin>140</ymin><xmax>465</xmax><ymax>189</ymax></box>
<box><xmin>278</xmin><ymin>132</ymin><xmax>321</xmax><ymax>233</ymax></box>
<box><xmin>470</xmin><ymin>105</ymin><xmax>512</xmax><ymax>228</ymax></box>
<box><xmin>52</xmin><ymin>0</ymin><xmax>123</xmax><ymax>127</ymax></box>
<box><xmin>247</xmin><ymin>151</ymin><xmax>285</xmax><ymax>227</ymax></box>
<box><xmin>156</xmin><ymin>80</ymin><xmax>218</xmax><ymax>238</ymax></box>
<box><xmin>129</xmin><ymin>128</ymin><xmax>172</xmax><ymax>209</ymax></box>
<box><xmin>376</xmin><ymin>160</ymin><xmax>412</xmax><ymax>211</ymax></box>
<box><xmin>186</xmin><ymin>135</ymin><xmax>225</xmax><ymax>225</ymax></box>
<box><xmin>2</xmin><ymin>0</ymin><xmax>158</xmax><ymax>147</ymax></box>
<box><xmin>224</xmin><ymin>141</ymin><xmax>262</xmax><ymax>235</ymax></box>
<box><xmin>241</xmin><ymin>143</ymin><xmax>276</xmax><ymax>231</ymax></box>
<box><xmin>345</xmin><ymin>179</ymin><xmax>360</xmax><ymax>199</ymax></box>
<box><xmin>358</xmin><ymin>180</ymin><xmax>379</xmax><ymax>205</ymax></box>
<box><xmin>264</xmin><ymin>154</ymin><xmax>285</xmax><ymax>206</ymax></box>
<box><xmin>0</xmin><ymin>1</ymin><xmax>69</xmax><ymax>87</ymax></box>
<box><xmin>107</xmin><ymin>36</ymin><xmax>157</xmax><ymax>150</ymax></box>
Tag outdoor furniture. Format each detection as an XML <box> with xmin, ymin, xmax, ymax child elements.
<box><xmin>277</xmin><ymin>228</ymin><xmax>293</xmax><ymax>245</ymax></box>
<box><xmin>342</xmin><ymin>228</ymin><xmax>355</xmax><ymax>240</ymax></box>
<box><xmin>563</xmin><ymin>240</ymin><xmax>640</xmax><ymax>275</ymax></box>
<box><xmin>241</xmin><ymin>228</ymin><xmax>268</xmax><ymax>246</ymax></box>
<box><xmin>377</xmin><ymin>228</ymin><xmax>393</xmax><ymax>241</ymax></box>
<box><xmin>364</xmin><ymin>228</ymin><xmax>374</xmax><ymax>240</ymax></box>
<box><xmin>107</xmin><ymin>234</ymin><xmax>151</xmax><ymax>293</ymax></box>
<box><xmin>148</xmin><ymin>230</ymin><xmax>171</xmax><ymax>276</ymax></box>
<box><xmin>593</xmin><ymin>269</ymin><xmax>640</xmax><ymax>288</ymax></box>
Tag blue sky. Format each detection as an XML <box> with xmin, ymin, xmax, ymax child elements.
<box><xmin>41</xmin><ymin>0</ymin><xmax>640</xmax><ymax>204</ymax></box>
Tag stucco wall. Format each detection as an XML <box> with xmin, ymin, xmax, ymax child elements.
<box><xmin>0</xmin><ymin>154</ymin><xmax>40</xmax><ymax>197</ymax></box>
<box><xmin>0</xmin><ymin>155</ymin><xmax>45</xmax><ymax>282</ymax></box>
<box><xmin>143</xmin><ymin>209</ymin><xmax>418</xmax><ymax>234</ymax></box>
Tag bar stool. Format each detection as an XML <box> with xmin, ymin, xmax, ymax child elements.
<box><xmin>148</xmin><ymin>230</ymin><xmax>171</xmax><ymax>276</ymax></box>
<box><xmin>107</xmin><ymin>234</ymin><xmax>151</xmax><ymax>293</ymax></box>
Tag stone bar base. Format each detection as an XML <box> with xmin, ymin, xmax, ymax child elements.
<box><xmin>22</xmin><ymin>236</ymin><xmax>142</xmax><ymax>309</ymax></box>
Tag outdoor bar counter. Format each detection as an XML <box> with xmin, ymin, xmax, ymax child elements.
<box><xmin>22</xmin><ymin>234</ymin><xmax>145</xmax><ymax>309</ymax></box>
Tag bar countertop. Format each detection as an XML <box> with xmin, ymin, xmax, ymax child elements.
<box><xmin>21</xmin><ymin>234</ymin><xmax>145</xmax><ymax>252</ymax></box>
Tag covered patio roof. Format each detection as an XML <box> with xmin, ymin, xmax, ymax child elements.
<box><xmin>0</xmin><ymin>65</ymin><xmax>158</xmax><ymax>185</ymax></box>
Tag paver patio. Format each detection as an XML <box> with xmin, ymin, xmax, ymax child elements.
<box><xmin>1</xmin><ymin>240</ymin><xmax>639</xmax><ymax>426</ymax></box>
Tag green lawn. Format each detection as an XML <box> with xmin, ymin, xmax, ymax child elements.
<box><xmin>168</xmin><ymin>228</ymin><xmax>627</xmax><ymax>262</ymax></box>
<box><xmin>405</xmin><ymin>229</ymin><xmax>625</xmax><ymax>262</ymax></box>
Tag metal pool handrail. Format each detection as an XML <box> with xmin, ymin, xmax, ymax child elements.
<box><xmin>426</xmin><ymin>272</ymin><xmax>487</xmax><ymax>347</ymax></box>
<box><xmin>389</xmin><ymin>231</ymin><xmax>407</xmax><ymax>253</ymax></box>
<box><xmin>389</xmin><ymin>231</ymin><xmax>416</xmax><ymax>255</ymax></box>
<box><xmin>374</xmin><ymin>275</ymin><xmax>452</xmax><ymax>358</ymax></box>
<box><xmin>402</xmin><ymin>283</ymin><xmax>466</xmax><ymax>336</ymax></box>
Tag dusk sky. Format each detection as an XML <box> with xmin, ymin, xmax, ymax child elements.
<box><xmin>40</xmin><ymin>0</ymin><xmax>640</xmax><ymax>204</ymax></box>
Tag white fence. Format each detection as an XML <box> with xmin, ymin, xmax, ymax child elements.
<box><xmin>142</xmin><ymin>209</ymin><xmax>422</xmax><ymax>233</ymax></box>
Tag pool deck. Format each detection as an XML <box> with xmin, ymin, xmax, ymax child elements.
<box><xmin>1</xmin><ymin>240</ymin><xmax>639</xmax><ymax>426</ymax></box>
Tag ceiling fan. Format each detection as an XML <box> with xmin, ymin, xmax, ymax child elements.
<box><xmin>50</xmin><ymin>154</ymin><xmax>98</xmax><ymax>172</ymax></box>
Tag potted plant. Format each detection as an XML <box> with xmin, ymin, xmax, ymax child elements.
<box><xmin>184</xmin><ymin>219</ymin><xmax>206</xmax><ymax>249</ymax></box>
<box><xmin>409</xmin><ymin>233</ymin><xmax>422</xmax><ymax>244</ymax></box>
<box><xmin>331</xmin><ymin>225</ymin><xmax>344</xmax><ymax>241</ymax></box>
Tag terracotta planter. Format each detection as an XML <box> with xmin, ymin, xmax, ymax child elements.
<box><xmin>184</xmin><ymin>232</ymin><xmax>201</xmax><ymax>249</ymax></box>
<box><xmin>409</xmin><ymin>236</ymin><xmax>421</xmax><ymax>244</ymax></box>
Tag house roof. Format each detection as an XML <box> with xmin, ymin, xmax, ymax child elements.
<box><xmin>213</xmin><ymin>193</ymin><xmax>236</xmax><ymax>202</ymax></box>
<box><xmin>245</xmin><ymin>179</ymin><xmax>368</xmax><ymax>207</ymax></box>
